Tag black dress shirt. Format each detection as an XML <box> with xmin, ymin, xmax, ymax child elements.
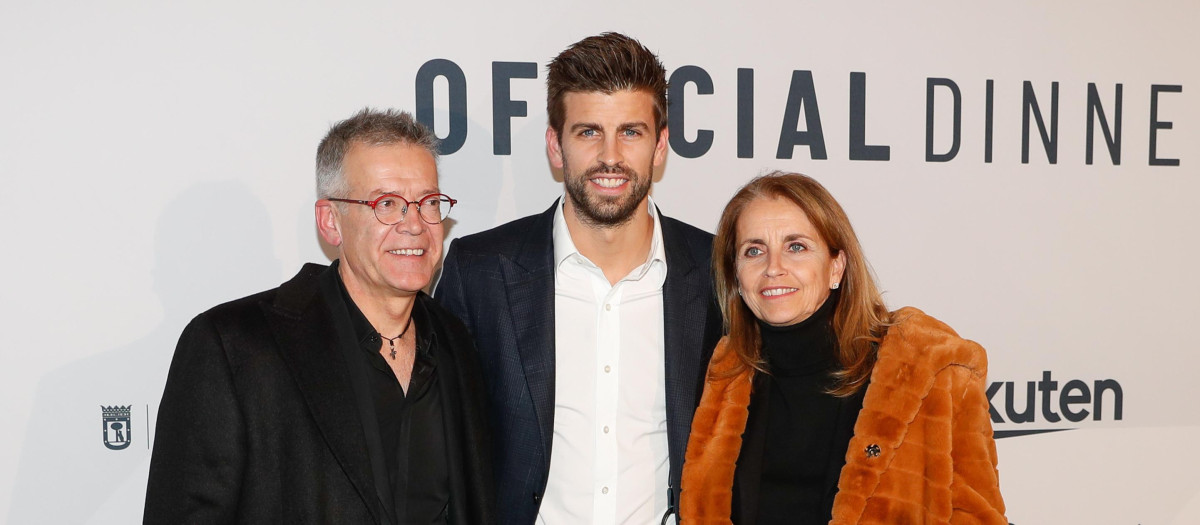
<box><xmin>322</xmin><ymin>263</ymin><xmax>450</xmax><ymax>524</ymax></box>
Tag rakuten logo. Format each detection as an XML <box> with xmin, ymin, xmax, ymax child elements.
<box><xmin>988</xmin><ymin>371</ymin><xmax>1123</xmax><ymax>438</ymax></box>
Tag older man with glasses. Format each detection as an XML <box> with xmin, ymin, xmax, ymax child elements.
<box><xmin>145</xmin><ymin>108</ymin><xmax>494</xmax><ymax>525</ymax></box>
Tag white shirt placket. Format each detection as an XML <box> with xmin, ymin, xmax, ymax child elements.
<box><xmin>592</xmin><ymin>277</ymin><xmax>621</xmax><ymax>524</ymax></box>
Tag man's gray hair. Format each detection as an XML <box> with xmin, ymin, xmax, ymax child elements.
<box><xmin>315</xmin><ymin>108</ymin><xmax>440</xmax><ymax>199</ymax></box>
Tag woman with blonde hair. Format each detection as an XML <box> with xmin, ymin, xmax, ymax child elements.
<box><xmin>680</xmin><ymin>172</ymin><xmax>1006</xmax><ymax>524</ymax></box>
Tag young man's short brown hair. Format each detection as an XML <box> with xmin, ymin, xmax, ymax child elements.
<box><xmin>546</xmin><ymin>32</ymin><xmax>668</xmax><ymax>138</ymax></box>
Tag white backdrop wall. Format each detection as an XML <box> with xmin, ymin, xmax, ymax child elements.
<box><xmin>2</xmin><ymin>2</ymin><xmax>1197</xmax><ymax>523</ymax></box>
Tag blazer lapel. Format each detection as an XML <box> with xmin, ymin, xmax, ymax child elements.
<box><xmin>502</xmin><ymin>204</ymin><xmax>558</xmax><ymax>465</ymax></box>
<box><xmin>661</xmin><ymin>216</ymin><xmax>711</xmax><ymax>482</ymax></box>
<box><xmin>426</xmin><ymin>297</ymin><xmax>470</xmax><ymax>525</ymax></box>
<box><xmin>422</xmin><ymin>293</ymin><xmax>496</xmax><ymax>525</ymax></box>
<box><xmin>264</xmin><ymin>264</ymin><xmax>382</xmax><ymax>524</ymax></box>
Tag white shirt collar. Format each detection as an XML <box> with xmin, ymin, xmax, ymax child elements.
<box><xmin>552</xmin><ymin>195</ymin><xmax>667</xmax><ymax>275</ymax></box>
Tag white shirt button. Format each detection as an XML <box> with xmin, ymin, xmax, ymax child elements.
<box><xmin>603</xmin><ymin>425</ymin><xmax>610</xmax><ymax>434</ymax></box>
<box><xmin>604</xmin><ymin>365</ymin><xmax>611</xmax><ymax>373</ymax></box>
<box><xmin>601</xmin><ymin>487</ymin><xmax>609</xmax><ymax>495</ymax></box>
<box><xmin>605</xmin><ymin>303</ymin><xmax>612</xmax><ymax>311</ymax></box>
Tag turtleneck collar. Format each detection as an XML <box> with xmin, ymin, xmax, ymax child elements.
<box><xmin>757</xmin><ymin>290</ymin><xmax>839</xmax><ymax>377</ymax></box>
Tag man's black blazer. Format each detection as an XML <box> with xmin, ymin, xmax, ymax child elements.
<box><xmin>435</xmin><ymin>202</ymin><xmax>723</xmax><ymax>524</ymax></box>
<box><xmin>144</xmin><ymin>263</ymin><xmax>495</xmax><ymax>524</ymax></box>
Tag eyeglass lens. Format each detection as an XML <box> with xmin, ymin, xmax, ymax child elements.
<box><xmin>373</xmin><ymin>195</ymin><xmax>452</xmax><ymax>224</ymax></box>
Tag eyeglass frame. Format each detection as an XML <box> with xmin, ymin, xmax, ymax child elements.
<box><xmin>326</xmin><ymin>193</ymin><xmax>458</xmax><ymax>225</ymax></box>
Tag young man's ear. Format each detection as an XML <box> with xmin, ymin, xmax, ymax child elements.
<box><xmin>652</xmin><ymin>125</ymin><xmax>670</xmax><ymax>167</ymax></box>
<box><xmin>546</xmin><ymin>126</ymin><xmax>564</xmax><ymax>169</ymax></box>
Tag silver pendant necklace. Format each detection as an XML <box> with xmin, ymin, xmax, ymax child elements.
<box><xmin>380</xmin><ymin>316</ymin><xmax>414</xmax><ymax>360</ymax></box>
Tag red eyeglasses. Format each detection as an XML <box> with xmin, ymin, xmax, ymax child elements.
<box><xmin>327</xmin><ymin>193</ymin><xmax>457</xmax><ymax>225</ymax></box>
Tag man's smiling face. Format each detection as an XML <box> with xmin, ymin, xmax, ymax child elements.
<box><xmin>549</xmin><ymin>89</ymin><xmax>668</xmax><ymax>228</ymax></box>
<box><xmin>324</xmin><ymin>141</ymin><xmax>443</xmax><ymax>299</ymax></box>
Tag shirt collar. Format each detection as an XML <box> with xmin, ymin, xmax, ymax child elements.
<box><xmin>331</xmin><ymin>260</ymin><xmax>435</xmax><ymax>357</ymax></box>
<box><xmin>552</xmin><ymin>195</ymin><xmax>667</xmax><ymax>274</ymax></box>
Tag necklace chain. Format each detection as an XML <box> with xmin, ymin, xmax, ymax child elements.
<box><xmin>380</xmin><ymin>315</ymin><xmax>414</xmax><ymax>360</ymax></box>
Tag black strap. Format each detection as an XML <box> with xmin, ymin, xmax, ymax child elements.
<box><xmin>660</xmin><ymin>484</ymin><xmax>678</xmax><ymax>525</ymax></box>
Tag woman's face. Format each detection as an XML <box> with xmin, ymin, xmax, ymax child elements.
<box><xmin>735</xmin><ymin>196</ymin><xmax>846</xmax><ymax>327</ymax></box>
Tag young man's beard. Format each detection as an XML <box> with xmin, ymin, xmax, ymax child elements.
<box><xmin>563</xmin><ymin>159</ymin><xmax>653</xmax><ymax>228</ymax></box>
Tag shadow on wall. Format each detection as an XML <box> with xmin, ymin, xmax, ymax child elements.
<box><xmin>7</xmin><ymin>181</ymin><xmax>281</xmax><ymax>524</ymax></box>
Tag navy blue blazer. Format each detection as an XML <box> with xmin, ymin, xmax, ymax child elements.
<box><xmin>435</xmin><ymin>202</ymin><xmax>723</xmax><ymax>524</ymax></box>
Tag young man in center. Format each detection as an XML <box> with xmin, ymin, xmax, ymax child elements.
<box><xmin>436</xmin><ymin>33</ymin><xmax>723</xmax><ymax>524</ymax></box>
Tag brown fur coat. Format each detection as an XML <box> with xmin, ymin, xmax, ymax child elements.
<box><xmin>680</xmin><ymin>307</ymin><xmax>1006</xmax><ymax>524</ymax></box>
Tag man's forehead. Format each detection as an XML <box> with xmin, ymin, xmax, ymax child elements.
<box><xmin>346</xmin><ymin>139</ymin><xmax>435</xmax><ymax>158</ymax></box>
<box><xmin>561</xmin><ymin>89</ymin><xmax>656</xmax><ymax>113</ymax></box>
<box><xmin>343</xmin><ymin>142</ymin><xmax>439</xmax><ymax>191</ymax></box>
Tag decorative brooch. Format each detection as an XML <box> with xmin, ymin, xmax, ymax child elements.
<box><xmin>865</xmin><ymin>444</ymin><xmax>881</xmax><ymax>458</ymax></box>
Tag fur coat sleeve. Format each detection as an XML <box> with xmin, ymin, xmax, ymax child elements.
<box><xmin>679</xmin><ymin>307</ymin><xmax>1006</xmax><ymax>524</ymax></box>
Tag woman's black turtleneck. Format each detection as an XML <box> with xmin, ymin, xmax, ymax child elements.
<box><xmin>744</xmin><ymin>291</ymin><xmax>860</xmax><ymax>525</ymax></box>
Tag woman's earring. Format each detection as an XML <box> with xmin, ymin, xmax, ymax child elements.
<box><xmin>831</xmin><ymin>282</ymin><xmax>840</xmax><ymax>290</ymax></box>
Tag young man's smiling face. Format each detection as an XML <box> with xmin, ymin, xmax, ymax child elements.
<box><xmin>548</xmin><ymin>89</ymin><xmax>669</xmax><ymax>228</ymax></box>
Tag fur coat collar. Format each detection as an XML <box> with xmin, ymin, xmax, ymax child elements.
<box><xmin>680</xmin><ymin>307</ymin><xmax>1006</xmax><ymax>524</ymax></box>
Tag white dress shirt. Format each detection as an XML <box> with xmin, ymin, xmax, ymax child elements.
<box><xmin>537</xmin><ymin>197</ymin><xmax>670</xmax><ymax>525</ymax></box>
